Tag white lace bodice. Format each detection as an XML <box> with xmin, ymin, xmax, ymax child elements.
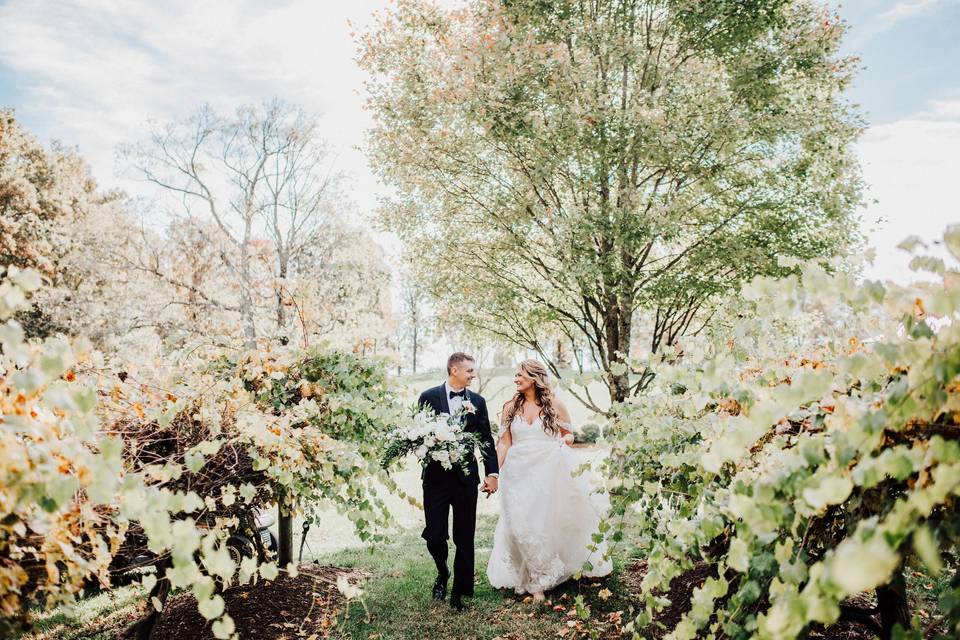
<box><xmin>507</xmin><ymin>414</ymin><xmax>559</xmax><ymax>446</ymax></box>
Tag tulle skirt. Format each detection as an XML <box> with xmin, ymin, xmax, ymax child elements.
<box><xmin>486</xmin><ymin>439</ymin><xmax>613</xmax><ymax>594</ymax></box>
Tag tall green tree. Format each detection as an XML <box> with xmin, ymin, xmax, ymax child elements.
<box><xmin>361</xmin><ymin>0</ymin><xmax>863</xmax><ymax>407</ymax></box>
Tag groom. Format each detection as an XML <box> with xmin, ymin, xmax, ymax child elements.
<box><xmin>418</xmin><ymin>352</ymin><xmax>499</xmax><ymax>612</ymax></box>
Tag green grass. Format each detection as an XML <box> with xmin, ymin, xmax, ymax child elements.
<box><xmin>321</xmin><ymin>514</ymin><xmax>631</xmax><ymax>640</ymax></box>
<box><xmin>904</xmin><ymin>560</ymin><xmax>957</xmax><ymax>635</ymax></box>
<box><xmin>13</xmin><ymin>584</ymin><xmax>146</xmax><ymax>640</ymax></box>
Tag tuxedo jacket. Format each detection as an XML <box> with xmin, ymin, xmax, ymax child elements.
<box><xmin>417</xmin><ymin>383</ymin><xmax>499</xmax><ymax>485</ymax></box>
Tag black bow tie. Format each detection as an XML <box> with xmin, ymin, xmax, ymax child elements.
<box><xmin>449</xmin><ymin>389</ymin><xmax>466</xmax><ymax>399</ymax></box>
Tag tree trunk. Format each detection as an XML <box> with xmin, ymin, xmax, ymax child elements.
<box><xmin>278</xmin><ymin>502</ymin><xmax>294</xmax><ymax>567</ymax></box>
<box><xmin>189</xmin><ymin>268</ymin><xmax>201</xmax><ymax>324</ymax></box>
<box><xmin>128</xmin><ymin>557</ymin><xmax>172</xmax><ymax>640</ymax></box>
<box><xmin>412</xmin><ymin>324</ymin><xmax>418</xmax><ymax>373</ymax></box>
<box><xmin>603</xmin><ymin>299</ymin><xmax>633</xmax><ymax>403</ymax></box>
<box><xmin>276</xmin><ymin>256</ymin><xmax>287</xmax><ymax>331</ymax></box>
<box><xmin>240</xmin><ymin>218</ymin><xmax>257</xmax><ymax>349</ymax></box>
<box><xmin>877</xmin><ymin>565</ymin><xmax>910</xmax><ymax>640</ymax></box>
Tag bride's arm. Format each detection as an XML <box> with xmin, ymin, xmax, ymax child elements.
<box><xmin>554</xmin><ymin>399</ymin><xmax>575</xmax><ymax>445</ymax></box>
<box><xmin>496</xmin><ymin>401</ymin><xmax>513</xmax><ymax>467</ymax></box>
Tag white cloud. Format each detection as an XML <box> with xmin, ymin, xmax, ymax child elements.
<box><xmin>879</xmin><ymin>0</ymin><xmax>943</xmax><ymax>21</ymax></box>
<box><xmin>0</xmin><ymin>0</ymin><xmax>394</xmax><ymax>219</ymax></box>
<box><xmin>844</xmin><ymin>0</ymin><xmax>957</xmax><ymax>48</ymax></box>
<box><xmin>917</xmin><ymin>97</ymin><xmax>960</xmax><ymax>120</ymax></box>
<box><xmin>858</xmin><ymin>98</ymin><xmax>960</xmax><ymax>283</ymax></box>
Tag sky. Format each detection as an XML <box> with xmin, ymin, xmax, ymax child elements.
<box><xmin>0</xmin><ymin>0</ymin><xmax>958</xmax><ymax>289</ymax></box>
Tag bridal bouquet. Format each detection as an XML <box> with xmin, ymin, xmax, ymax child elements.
<box><xmin>381</xmin><ymin>407</ymin><xmax>483</xmax><ymax>475</ymax></box>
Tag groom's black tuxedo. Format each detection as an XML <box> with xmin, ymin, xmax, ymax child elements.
<box><xmin>418</xmin><ymin>383</ymin><xmax>498</xmax><ymax>604</ymax></box>
<box><xmin>418</xmin><ymin>384</ymin><xmax>499</xmax><ymax>485</ymax></box>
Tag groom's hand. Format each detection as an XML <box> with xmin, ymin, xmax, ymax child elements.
<box><xmin>482</xmin><ymin>475</ymin><xmax>498</xmax><ymax>497</ymax></box>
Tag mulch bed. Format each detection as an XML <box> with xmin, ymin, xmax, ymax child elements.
<box><xmin>623</xmin><ymin>560</ymin><xmax>882</xmax><ymax>640</ymax></box>
<box><xmin>808</xmin><ymin>593</ymin><xmax>880</xmax><ymax>640</ymax></box>
<box><xmin>621</xmin><ymin>560</ymin><xmax>718</xmax><ymax>639</ymax></box>
<box><xmin>147</xmin><ymin>565</ymin><xmax>364</xmax><ymax>640</ymax></box>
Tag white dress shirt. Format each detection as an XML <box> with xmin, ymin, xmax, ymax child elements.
<box><xmin>444</xmin><ymin>382</ymin><xmax>497</xmax><ymax>478</ymax></box>
<box><xmin>444</xmin><ymin>381</ymin><xmax>465</xmax><ymax>416</ymax></box>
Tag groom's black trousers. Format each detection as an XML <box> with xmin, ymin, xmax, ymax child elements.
<box><xmin>422</xmin><ymin>477</ymin><xmax>478</xmax><ymax>599</ymax></box>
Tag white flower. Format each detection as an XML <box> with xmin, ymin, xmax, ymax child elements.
<box><xmin>431</xmin><ymin>450</ymin><xmax>452</xmax><ymax>469</ymax></box>
<box><xmin>462</xmin><ymin>400</ymin><xmax>476</xmax><ymax>414</ymax></box>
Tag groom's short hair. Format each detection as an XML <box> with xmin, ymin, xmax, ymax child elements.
<box><xmin>447</xmin><ymin>352</ymin><xmax>475</xmax><ymax>374</ymax></box>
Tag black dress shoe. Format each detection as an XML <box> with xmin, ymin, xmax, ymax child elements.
<box><xmin>432</xmin><ymin>573</ymin><xmax>449</xmax><ymax>601</ymax></box>
<box><xmin>449</xmin><ymin>598</ymin><xmax>467</xmax><ymax>613</ymax></box>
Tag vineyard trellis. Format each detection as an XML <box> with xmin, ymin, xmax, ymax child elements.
<box><xmin>603</xmin><ymin>234</ymin><xmax>960</xmax><ymax>639</ymax></box>
<box><xmin>1</xmin><ymin>264</ymin><xmax>404</xmax><ymax>639</ymax></box>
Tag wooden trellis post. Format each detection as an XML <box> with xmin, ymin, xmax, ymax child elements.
<box><xmin>278</xmin><ymin>502</ymin><xmax>293</xmax><ymax>566</ymax></box>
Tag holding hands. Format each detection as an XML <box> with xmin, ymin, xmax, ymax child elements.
<box><xmin>481</xmin><ymin>475</ymin><xmax>499</xmax><ymax>497</ymax></box>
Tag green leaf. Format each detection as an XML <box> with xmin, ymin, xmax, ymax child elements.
<box><xmin>728</xmin><ymin>537</ymin><xmax>750</xmax><ymax>573</ymax></box>
<box><xmin>912</xmin><ymin>526</ymin><xmax>943</xmax><ymax>575</ymax></box>
<box><xmin>830</xmin><ymin>536</ymin><xmax>899</xmax><ymax>595</ymax></box>
<box><xmin>803</xmin><ymin>476</ymin><xmax>853</xmax><ymax>510</ymax></box>
<box><xmin>198</xmin><ymin>595</ymin><xmax>225</xmax><ymax>620</ymax></box>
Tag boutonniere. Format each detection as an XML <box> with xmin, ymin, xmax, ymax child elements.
<box><xmin>462</xmin><ymin>400</ymin><xmax>476</xmax><ymax>414</ymax></box>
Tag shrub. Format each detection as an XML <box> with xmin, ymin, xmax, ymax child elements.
<box><xmin>605</xmin><ymin>232</ymin><xmax>960</xmax><ymax>640</ymax></box>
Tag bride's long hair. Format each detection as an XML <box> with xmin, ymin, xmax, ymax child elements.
<box><xmin>503</xmin><ymin>359</ymin><xmax>560</xmax><ymax>436</ymax></box>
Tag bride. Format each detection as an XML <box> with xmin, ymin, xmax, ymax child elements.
<box><xmin>486</xmin><ymin>359</ymin><xmax>613</xmax><ymax>601</ymax></box>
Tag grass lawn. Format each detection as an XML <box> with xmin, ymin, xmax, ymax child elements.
<box><xmin>13</xmin><ymin>583</ymin><xmax>147</xmax><ymax>640</ymax></box>
<box><xmin>320</xmin><ymin>513</ymin><xmax>631</xmax><ymax>640</ymax></box>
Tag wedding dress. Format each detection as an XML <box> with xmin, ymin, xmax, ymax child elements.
<box><xmin>486</xmin><ymin>414</ymin><xmax>613</xmax><ymax>594</ymax></box>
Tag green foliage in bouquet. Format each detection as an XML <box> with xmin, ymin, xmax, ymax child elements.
<box><xmin>381</xmin><ymin>407</ymin><xmax>486</xmax><ymax>477</ymax></box>
<box><xmin>605</xmin><ymin>231</ymin><xmax>960</xmax><ymax>640</ymax></box>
